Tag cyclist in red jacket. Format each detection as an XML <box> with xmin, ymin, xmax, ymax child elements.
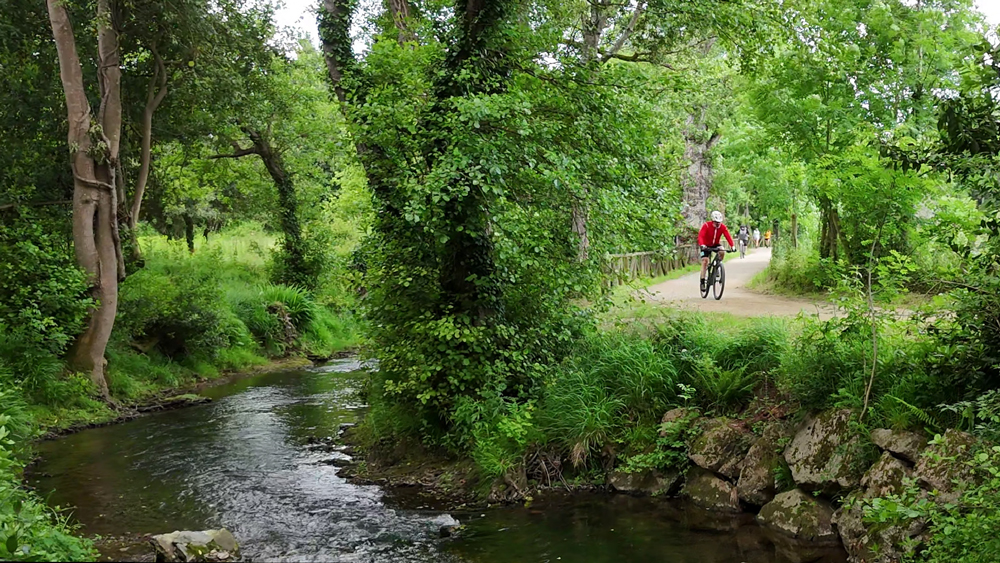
<box><xmin>698</xmin><ymin>210</ymin><xmax>735</xmax><ymax>292</ymax></box>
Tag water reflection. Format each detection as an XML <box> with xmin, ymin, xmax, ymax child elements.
<box><xmin>30</xmin><ymin>360</ymin><xmax>845</xmax><ymax>563</ymax></box>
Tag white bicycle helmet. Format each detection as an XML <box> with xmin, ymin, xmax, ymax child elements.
<box><xmin>710</xmin><ymin>210</ymin><xmax>724</xmax><ymax>223</ymax></box>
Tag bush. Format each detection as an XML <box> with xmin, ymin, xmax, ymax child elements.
<box><xmin>0</xmin><ymin>414</ymin><xmax>97</xmax><ymax>562</ymax></box>
<box><xmin>0</xmin><ymin>211</ymin><xmax>92</xmax><ymax>357</ymax></box>
<box><xmin>116</xmin><ymin>248</ymin><xmax>236</xmax><ymax>359</ymax></box>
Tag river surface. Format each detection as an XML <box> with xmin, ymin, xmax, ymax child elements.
<box><xmin>30</xmin><ymin>361</ymin><xmax>846</xmax><ymax>563</ymax></box>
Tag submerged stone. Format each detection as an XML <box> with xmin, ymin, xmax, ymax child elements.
<box><xmin>784</xmin><ymin>409</ymin><xmax>864</xmax><ymax>493</ymax></box>
<box><xmin>757</xmin><ymin>489</ymin><xmax>838</xmax><ymax>544</ymax></box>
<box><xmin>151</xmin><ymin>529</ymin><xmax>239</xmax><ymax>562</ymax></box>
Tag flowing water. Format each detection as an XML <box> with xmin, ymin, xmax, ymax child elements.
<box><xmin>30</xmin><ymin>360</ymin><xmax>846</xmax><ymax>563</ymax></box>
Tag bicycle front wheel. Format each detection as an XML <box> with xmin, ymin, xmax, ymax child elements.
<box><xmin>713</xmin><ymin>262</ymin><xmax>726</xmax><ymax>300</ymax></box>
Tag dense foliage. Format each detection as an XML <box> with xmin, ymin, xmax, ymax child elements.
<box><xmin>2</xmin><ymin>0</ymin><xmax>1000</xmax><ymax>556</ymax></box>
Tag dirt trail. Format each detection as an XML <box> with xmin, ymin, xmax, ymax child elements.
<box><xmin>643</xmin><ymin>247</ymin><xmax>835</xmax><ymax>319</ymax></box>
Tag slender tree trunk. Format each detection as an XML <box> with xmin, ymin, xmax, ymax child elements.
<box><xmin>129</xmin><ymin>51</ymin><xmax>168</xmax><ymax>235</ymax></box>
<box><xmin>47</xmin><ymin>0</ymin><xmax>123</xmax><ymax>398</ymax></box>
<box><xmin>247</xmin><ymin>129</ymin><xmax>307</xmax><ymax>287</ymax></box>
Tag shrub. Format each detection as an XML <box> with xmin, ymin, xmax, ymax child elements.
<box><xmin>0</xmin><ymin>211</ymin><xmax>92</xmax><ymax>356</ymax></box>
<box><xmin>116</xmin><ymin>250</ymin><xmax>234</xmax><ymax>359</ymax></box>
<box><xmin>0</xmin><ymin>414</ymin><xmax>97</xmax><ymax>562</ymax></box>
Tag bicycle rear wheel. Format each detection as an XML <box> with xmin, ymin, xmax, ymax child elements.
<box><xmin>713</xmin><ymin>261</ymin><xmax>726</xmax><ymax>300</ymax></box>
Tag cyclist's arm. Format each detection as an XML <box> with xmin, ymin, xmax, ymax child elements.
<box><xmin>721</xmin><ymin>225</ymin><xmax>735</xmax><ymax>248</ymax></box>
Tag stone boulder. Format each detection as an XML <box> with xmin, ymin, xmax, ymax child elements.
<box><xmin>870</xmin><ymin>428</ymin><xmax>928</xmax><ymax>464</ymax></box>
<box><xmin>687</xmin><ymin>418</ymin><xmax>754</xmax><ymax>480</ymax></box>
<box><xmin>861</xmin><ymin>452</ymin><xmax>911</xmax><ymax>499</ymax></box>
<box><xmin>833</xmin><ymin>493</ymin><xmax>927</xmax><ymax>563</ymax></box>
<box><xmin>913</xmin><ymin>429</ymin><xmax>978</xmax><ymax>503</ymax></box>
<box><xmin>152</xmin><ymin>529</ymin><xmax>239</xmax><ymax>563</ymax></box>
<box><xmin>784</xmin><ymin>409</ymin><xmax>864</xmax><ymax>493</ymax></box>
<box><xmin>682</xmin><ymin>467</ymin><xmax>741</xmax><ymax>512</ymax></box>
<box><xmin>832</xmin><ymin>452</ymin><xmax>919</xmax><ymax>563</ymax></box>
<box><xmin>608</xmin><ymin>468</ymin><xmax>682</xmax><ymax>496</ymax></box>
<box><xmin>737</xmin><ymin>422</ymin><xmax>792</xmax><ymax>506</ymax></box>
<box><xmin>757</xmin><ymin>489</ymin><xmax>838</xmax><ymax>544</ymax></box>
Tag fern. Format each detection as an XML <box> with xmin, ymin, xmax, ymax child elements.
<box><xmin>887</xmin><ymin>396</ymin><xmax>943</xmax><ymax>431</ymax></box>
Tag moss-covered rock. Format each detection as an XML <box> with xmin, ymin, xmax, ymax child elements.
<box><xmin>913</xmin><ymin>429</ymin><xmax>978</xmax><ymax>503</ymax></box>
<box><xmin>151</xmin><ymin>529</ymin><xmax>239</xmax><ymax>562</ymax></box>
<box><xmin>757</xmin><ymin>489</ymin><xmax>838</xmax><ymax>544</ymax></box>
<box><xmin>784</xmin><ymin>409</ymin><xmax>864</xmax><ymax>493</ymax></box>
<box><xmin>870</xmin><ymin>428</ymin><xmax>927</xmax><ymax>464</ymax></box>
<box><xmin>682</xmin><ymin>467</ymin><xmax>741</xmax><ymax>512</ymax></box>
<box><xmin>833</xmin><ymin>493</ymin><xmax>926</xmax><ymax>563</ymax></box>
<box><xmin>737</xmin><ymin>422</ymin><xmax>792</xmax><ymax>506</ymax></box>
<box><xmin>608</xmin><ymin>469</ymin><xmax>682</xmax><ymax>496</ymax></box>
<box><xmin>687</xmin><ymin>418</ymin><xmax>754</xmax><ymax>480</ymax></box>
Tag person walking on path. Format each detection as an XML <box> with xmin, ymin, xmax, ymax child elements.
<box><xmin>764</xmin><ymin>229</ymin><xmax>772</xmax><ymax>248</ymax></box>
<box><xmin>752</xmin><ymin>227</ymin><xmax>761</xmax><ymax>248</ymax></box>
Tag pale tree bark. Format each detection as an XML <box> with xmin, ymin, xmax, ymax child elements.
<box><xmin>387</xmin><ymin>0</ymin><xmax>415</xmax><ymax>43</ymax></box>
<box><xmin>47</xmin><ymin>0</ymin><xmax>123</xmax><ymax>399</ymax></box>
<box><xmin>129</xmin><ymin>48</ymin><xmax>169</xmax><ymax>235</ymax></box>
<box><xmin>570</xmin><ymin>1</ymin><xmax>646</xmax><ymax>263</ymax></box>
<box><xmin>680</xmin><ymin>108</ymin><xmax>721</xmax><ymax>263</ymax></box>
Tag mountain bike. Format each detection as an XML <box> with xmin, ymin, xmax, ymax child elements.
<box><xmin>700</xmin><ymin>246</ymin><xmax>727</xmax><ymax>300</ymax></box>
<box><xmin>738</xmin><ymin>239</ymin><xmax>747</xmax><ymax>259</ymax></box>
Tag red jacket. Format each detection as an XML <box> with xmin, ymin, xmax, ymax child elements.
<box><xmin>698</xmin><ymin>221</ymin><xmax>734</xmax><ymax>248</ymax></box>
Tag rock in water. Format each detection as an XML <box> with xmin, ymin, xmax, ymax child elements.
<box><xmin>151</xmin><ymin>529</ymin><xmax>239</xmax><ymax>562</ymax></box>
<box><xmin>783</xmin><ymin>409</ymin><xmax>864</xmax><ymax>493</ymax></box>
<box><xmin>608</xmin><ymin>469</ymin><xmax>682</xmax><ymax>496</ymax></box>
<box><xmin>682</xmin><ymin>467</ymin><xmax>741</xmax><ymax>512</ymax></box>
<box><xmin>431</xmin><ymin>514</ymin><xmax>462</xmax><ymax>538</ymax></box>
<box><xmin>687</xmin><ymin>418</ymin><xmax>755</xmax><ymax>480</ymax></box>
<box><xmin>757</xmin><ymin>489</ymin><xmax>838</xmax><ymax>544</ymax></box>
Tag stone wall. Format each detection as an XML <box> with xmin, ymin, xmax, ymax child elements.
<box><xmin>607</xmin><ymin>408</ymin><xmax>981</xmax><ymax>563</ymax></box>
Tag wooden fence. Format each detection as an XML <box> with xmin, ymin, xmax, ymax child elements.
<box><xmin>603</xmin><ymin>249</ymin><xmax>691</xmax><ymax>287</ymax></box>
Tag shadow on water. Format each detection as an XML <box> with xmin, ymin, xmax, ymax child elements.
<box><xmin>29</xmin><ymin>360</ymin><xmax>846</xmax><ymax>563</ymax></box>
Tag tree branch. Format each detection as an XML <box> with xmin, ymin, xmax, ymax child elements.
<box><xmin>601</xmin><ymin>1</ymin><xmax>645</xmax><ymax>64</ymax></box>
<box><xmin>208</xmin><ymin>141</ymin><xmax>259</xmax><ymax>159</ymax></box>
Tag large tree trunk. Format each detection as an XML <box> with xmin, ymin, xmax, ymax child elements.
<box><xmin>47</xmin><ymin>0</ymin><xmax>123</xmax><ymax>398</ymax></box>
<box><xmin>680</xmin><ymin>109</ymin><xmax>720</xmax><ymax>263</ymax></box>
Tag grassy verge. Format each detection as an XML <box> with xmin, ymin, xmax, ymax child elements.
<box><xmin>0</xmin><ymin>223</ymin><xmax>363</xmax><ymax>561</ymax></box>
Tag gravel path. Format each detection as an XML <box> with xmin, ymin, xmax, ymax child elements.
<box><xmin>642</xmin><ymin>247</ymin><xmax>835</xmax><ymax>319</ymax></box>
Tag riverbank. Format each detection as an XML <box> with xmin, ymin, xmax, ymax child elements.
<box><xmin>35</xmin><ymin>355</ymin><xmax>322</xmax><ymax>440</ymax></box>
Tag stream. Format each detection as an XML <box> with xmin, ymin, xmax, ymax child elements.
<box><xmin>29</xmin><ymin>360</ymin><xmax>847</xmax><ymax>563</ymax></box>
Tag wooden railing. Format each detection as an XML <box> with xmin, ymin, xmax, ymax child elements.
<box><xmin>603</xmin><ymin>249</ymin><xmax>690</xmax><ymax>287</ymax></box>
